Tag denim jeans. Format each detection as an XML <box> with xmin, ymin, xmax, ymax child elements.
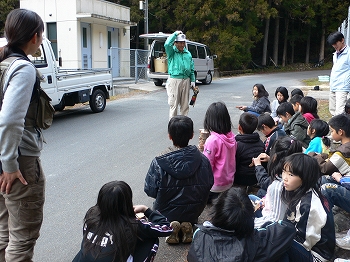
<box><xmin>0</xmin><ymin>156</ymin><xmax>45</xmax><ymax>262</ymax></box>
<box><xmin>321</xmin><ymin>176</ymin><xmax>350</xmax><ymax>213</ymax></box>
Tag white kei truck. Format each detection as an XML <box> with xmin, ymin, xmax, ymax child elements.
<box><xmin>0</xmin><ymin>37</ymin><xmax>112</xmax><ymax>113</ymax></box>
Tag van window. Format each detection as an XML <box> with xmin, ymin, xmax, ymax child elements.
<box><xmin>187</xmin><ymin>44</ymin><xmax>198</xmax><ymax>58</ymax></box>
<box><xmin>205</xmin><ymin>46</ymin><xmax>212</xmax><ymax>57</ymax></box>
<box><xmin>197</xmin><ymin>46</ymin><xmax>206</xmax><ymax>59</ymax></box>
<box><xmin>153</xmin><ymin>41</ymin><xmax>166</xmax><ymax>58</ymax></box>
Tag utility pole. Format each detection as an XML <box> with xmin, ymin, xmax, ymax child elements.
<box><xmin>139</xmin><ymin>0</ymin><xmax>148</xmax><ymax>50</ymax></box>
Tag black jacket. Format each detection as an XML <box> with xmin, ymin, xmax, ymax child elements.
<box><xmin>234</xmin><ymin>133</ymin><xmax>265</xmax><ymax>186</ymax></box>
<box><xmin>187</xmin><ymin>220</ymin><xmax>295</xmax><ymax>262</ymax></box>
<box><xmin>144</xmin><ymin>145</ymin><xmax>214</xmax><ymax>224</ymax></box>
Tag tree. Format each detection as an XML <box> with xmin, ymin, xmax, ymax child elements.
<box><xmin>0</xmin><ymin>0</ymin><xmax>19</xmax><ymax>37</ymax></box>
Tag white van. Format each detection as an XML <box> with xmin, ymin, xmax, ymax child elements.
<box><xmin>140</xmin><ymin>33</ymin><xmax>217</xmax><ymax>86</ymax></box>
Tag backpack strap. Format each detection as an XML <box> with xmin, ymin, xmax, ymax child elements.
<box><xmin>0</xmin><ymin>56</ymin><xmax>23</xmax><ymax>110</ymax></box>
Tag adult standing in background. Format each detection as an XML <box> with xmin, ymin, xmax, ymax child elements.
<box><xmin>0</xmin><ymin>9</ymin><xmax>45</xmax><ymax>261</ymax></box>
<box><xmin>164</xmin><ymin>31</ymin><xmax>195</xmax><ymax>119</ymax></box>
<box><xmin>327</xmin><ymin>31</ymin><xmax>350</xmax><ymax>116</ymax></box>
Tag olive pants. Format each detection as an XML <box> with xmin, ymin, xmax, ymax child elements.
<box><xmin>0</xmin><ymin>156</ymin><xmax>45</xmax><ymax>262</ymax></box>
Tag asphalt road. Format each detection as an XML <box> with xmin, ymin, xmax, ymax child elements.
<box><xmin>33</xmin><ymin>69</ymin><xmax>330</xmax><ymax>261</ymax></box>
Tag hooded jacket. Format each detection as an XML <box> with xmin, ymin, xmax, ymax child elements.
<box><xmin>187</xmin><ymin>220</ymin><xmax>295</xmax><ymax>262</ymax></box>
<box><xmin>284</xmin><ymin>111</ymin><xmax>310</xmax><ymax>147</ymax></box>
<box><xmin>234</xmin><ymin>133</ymin><xmax>265</xmax><ymax>186</ymax></box>
<box><xmin>144</xmin><ymin>145</ymin><xmax>213</xmax><ymax>224</ymax></box>
<box><xmin>164</xmin><ymin>32</ymin><xmax>195</xmax><ymax>82</ymax></box>
<box><xmin>203</xmin><ymin>131</ymin><xmax>237</xmax><ymax>192</ymax></box>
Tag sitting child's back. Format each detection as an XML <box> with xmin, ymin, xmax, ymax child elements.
<box><xmin>235</xmin><ymin>113</ymin><xmax>265</xmax><ymax>186</ymax></box>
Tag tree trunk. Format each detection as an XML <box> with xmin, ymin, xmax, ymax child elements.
<box><xmin>273</xmin><ymin>16</ymin><xmax>280</xmax><ymax>66</ymax></box>
<box><xmin>319</xmin><ymin>25</ymin><xmax>325</xmax><ymax>62</ymax></box>
<box><xmin>262</xmin><ymin>0</ymin><xmax>272</xmax><ymax>66</ymax></box>
<box><xmin>282</xmin><ymin>17</ymin><xmax>289</xmax><ymax>67</ymax></box>
<box><xmin>305</xmin><ymin>25</ymin><xmax>311</xmax><ymax>64</ymax></box>
<box><xmin>262</xmin><ymin>18</ymin><xmax>270</xmax><ymax>66</ymax></box>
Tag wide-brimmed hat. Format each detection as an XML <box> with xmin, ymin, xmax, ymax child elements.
<box><xmin>176</xmin><ymin>33</ymin><xmax>186</xmax><ymax>42</ymax></box>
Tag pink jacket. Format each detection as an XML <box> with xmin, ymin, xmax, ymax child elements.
<box><xmin>203</xmin><ymin>131</ymin><xmax>237</xmax><ymax>192</ymax></box>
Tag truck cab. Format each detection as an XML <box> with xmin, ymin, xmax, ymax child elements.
<box><xmin>0</xmin><ymin>37</ymin><xmax>112</xmax><ymax>113</ymax></box>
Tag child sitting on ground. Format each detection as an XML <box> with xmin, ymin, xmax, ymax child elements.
<box><xmin>73</xmin><ymin>181</ymin><xmax>173</xmax><ymax>262</ymax></box>
<box><xmin>187</xmin><ymin>187</ymin><xmax>295</xmax><ymax>262</ymax></box>
<box><xmin>276</xmin><ymin>102</ymin><xmax>310</xmax><ymax>147</ymax></box>
<box><xmin>282</xmin><ymin>153</ymin><xmax>335</xmax><ymax>261</ymax></box>
<box><xmin>144</xmin><ymin>116</ymin><xmax>214</xmax><ymax>244</ymax></box>
<box><xmin>234</xmin><ymin>113</ymin><xmax>265</xmax><ymax>187</ymax></box>
<box><xmin>203</xmin><ymin>102</ymin><xmax>237</xmax><ymax>203</ymax></box>
<box><xmin>315</xmin><ymin>114</ymin><xmax>350</xmax><ymax>250</ymax></box>
<box><xmin>299</xmin><ymin>96</ymin><xmax>319</xmax><ymax>123</ymax></box>
<box><xmin>257</xmin><ymin>113</ymin><xmax>286</xmax><ymax>155</ymax></box>
<box><xmin>236</xmin><ymin>83</ymin><xmax>271</xmax><ymax>116</ymax></box>
<box><xmin>270</xmin><ymin>86</ymin><xmax>289</xmax><ymax>119</ymax></box>
<box><xmin>304</xmin><ymin>119</ymin><xmax>330</xmax><ymax>154</ymax></box>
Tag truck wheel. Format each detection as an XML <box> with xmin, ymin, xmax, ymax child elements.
<box><xmin>154</xmin><ymin>79</ymin><xmax>163</xmax><ymax>86</ymax></box>
<box><xmin>89</xmin><ymin>89</ymin><xmax>106</xmax><ymax>113</ymax></box>
<box><xmin>201</xmin><ymin>71</ymin><xmax>212</xmax><ymax>85</ymax></box>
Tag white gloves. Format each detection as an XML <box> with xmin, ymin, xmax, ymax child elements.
<box><xmin>191</xmin><ymin>82</ymin><xmax>196</xmax><ymax>88</ymax></box>
<box><xmin>175</xmin><ymin>30</ymin><xmax>183</xmax><ymax>35</ymax></box>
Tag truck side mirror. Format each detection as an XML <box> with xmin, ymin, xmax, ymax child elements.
<box><xmin>212</xmin><ymin>55</ymin><xmax>217</xmax><ymax>59</ymax></box>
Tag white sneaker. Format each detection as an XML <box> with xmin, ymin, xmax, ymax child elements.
<box><xmin>336</xmin><ymin>229</ymin><xmax>350</xmax><ymax>250</ymax></box>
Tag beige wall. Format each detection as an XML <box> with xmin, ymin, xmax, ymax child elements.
<box><xmin>20</xmin><ymin>0</ymin><xmax>132</xmax><ymax>70</ymax></box>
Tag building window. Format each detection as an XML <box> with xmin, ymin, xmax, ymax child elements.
<box><xmin>47</xmin><ymin>22</ymin><xmax>58</xmax><ymax>60</ymax></box>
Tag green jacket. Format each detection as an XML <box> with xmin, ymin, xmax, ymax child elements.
<box><xmin>164</xmin><ymin>32</ymin><xmax>195</xmax><ymax>82</ymax></box>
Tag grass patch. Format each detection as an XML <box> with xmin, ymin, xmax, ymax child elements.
<box><xmin>317</xmin><ymin>100</ymin><xmax>332</xmax><ymax>122</ymax></box>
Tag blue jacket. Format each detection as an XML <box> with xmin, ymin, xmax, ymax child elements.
<box><xmin>144</xmin><ymin>145</ymin><xmax>213</xmax><ymax>224</ymax></box>
<box><xmin>164</xmin><ymin>32</ymin><xmax>195</xmax><ymax>82</ymax></box>
<box><xmin>246</xmin><ymin>96</ymin><xmax>271</xmax><ymax>114</ymax></box>
<box><xmin>330</xmin><ymin>45</ymin><xmax>350</xmax><ymax>92</ymax></box>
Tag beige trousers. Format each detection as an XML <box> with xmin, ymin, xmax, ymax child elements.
<box><xmin>329</xmin><ymin>91</ymin><xmax>348</xmax><ymax>116</ymax></box>
<box><xmin>167</xmin><ymin>78</ymin><xmax>190</xmax><ymax>119</ymax></box>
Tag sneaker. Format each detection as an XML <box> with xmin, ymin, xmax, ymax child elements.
<box><xmin>180</xmin><ymin>222</ymin><xmax>193</xmax><ymax>243</ymax></box>
<box><xmin>336</xmin><ymin>229</ymin><xmax>350</xmax><ymax>250</ymax></box>
<box><xmin>165</xmin><ymin>221</ymin><xmax>180</xmax><ymax>244</ymax></box>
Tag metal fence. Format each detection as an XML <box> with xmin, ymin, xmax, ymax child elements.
<box><xmin>109</xmin><ymin>47</ymin><xmax>149</xmax><ymax>83</ymax></box>
<box><xmin>339</xmin><ymin>6</ymin><xmax>350</xmax><ymax>44</ymax></box>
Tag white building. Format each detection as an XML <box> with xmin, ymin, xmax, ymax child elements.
<box><xmin>20</xmin><ymin>0</ymin><xmax>136</xmax><ymax>73</ymax></box>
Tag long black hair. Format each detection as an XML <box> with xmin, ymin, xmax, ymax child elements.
<box><xmin>0</xmin><ymin>9</ymin><xmax>44</xmax><ymax>61</ymax></box>
<box><xmin>281</xmin><ymin>153</ymin><xmax>322</xmax><ymax>210</ymax></box>
<box><xmin>300</xmin><ymin>96</ymin><xmax>319</xmax><ymax>119</ymax></box>
<box><xmin>254</xmin><ymin>83</ymin><xmax>269</xmax><ymax>98</ymax></box>
<box><xmin>83</xmin><ymin>181</ymin><xmax>138</xmax><ymax>261</ymax></box>
<box><xmin>204</xmin><ymin>101</ymin><xmax>232</xmax><ymax>135</ymax></box>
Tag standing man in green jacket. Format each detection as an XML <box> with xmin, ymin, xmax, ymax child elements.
<box><xmin>164</xmin><ymin>31</ymin><xmax>195</xmax><ymax>119</ymax></box>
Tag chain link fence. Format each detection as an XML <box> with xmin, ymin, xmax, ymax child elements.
<box><xmin>110</xmin><ymin>47</ymin><xmax>149</xmax><ymax>83</ymax></box>
<box><xmin>339</xmin><ymin>6</ymin><xmax>350</xmax><ymax>44</ymax></box>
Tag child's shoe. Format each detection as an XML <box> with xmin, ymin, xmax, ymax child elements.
<box><xmin>165</xmin><ymin>221</ymin><xmax>180</xmax><ymax>244</ymax></box>
<box><xmin>180</xmin><ymin>222</ymin><xmax>193</xmax><ymax>243</ymax></box>
<box><xmin>336</xmin><ymin>229</ymin><xmax>350</xmax><ymax>250</ymax></box>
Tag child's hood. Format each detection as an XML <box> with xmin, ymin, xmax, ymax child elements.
<box><xmin>155</xmin><ymin>145</ymin><xmax>202</xmax><ymax>180</ymax></box>
<box><xmin>210</xmin><ymin>131</ymin><xmax>236</xmax><ymax>148</ymax></box>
